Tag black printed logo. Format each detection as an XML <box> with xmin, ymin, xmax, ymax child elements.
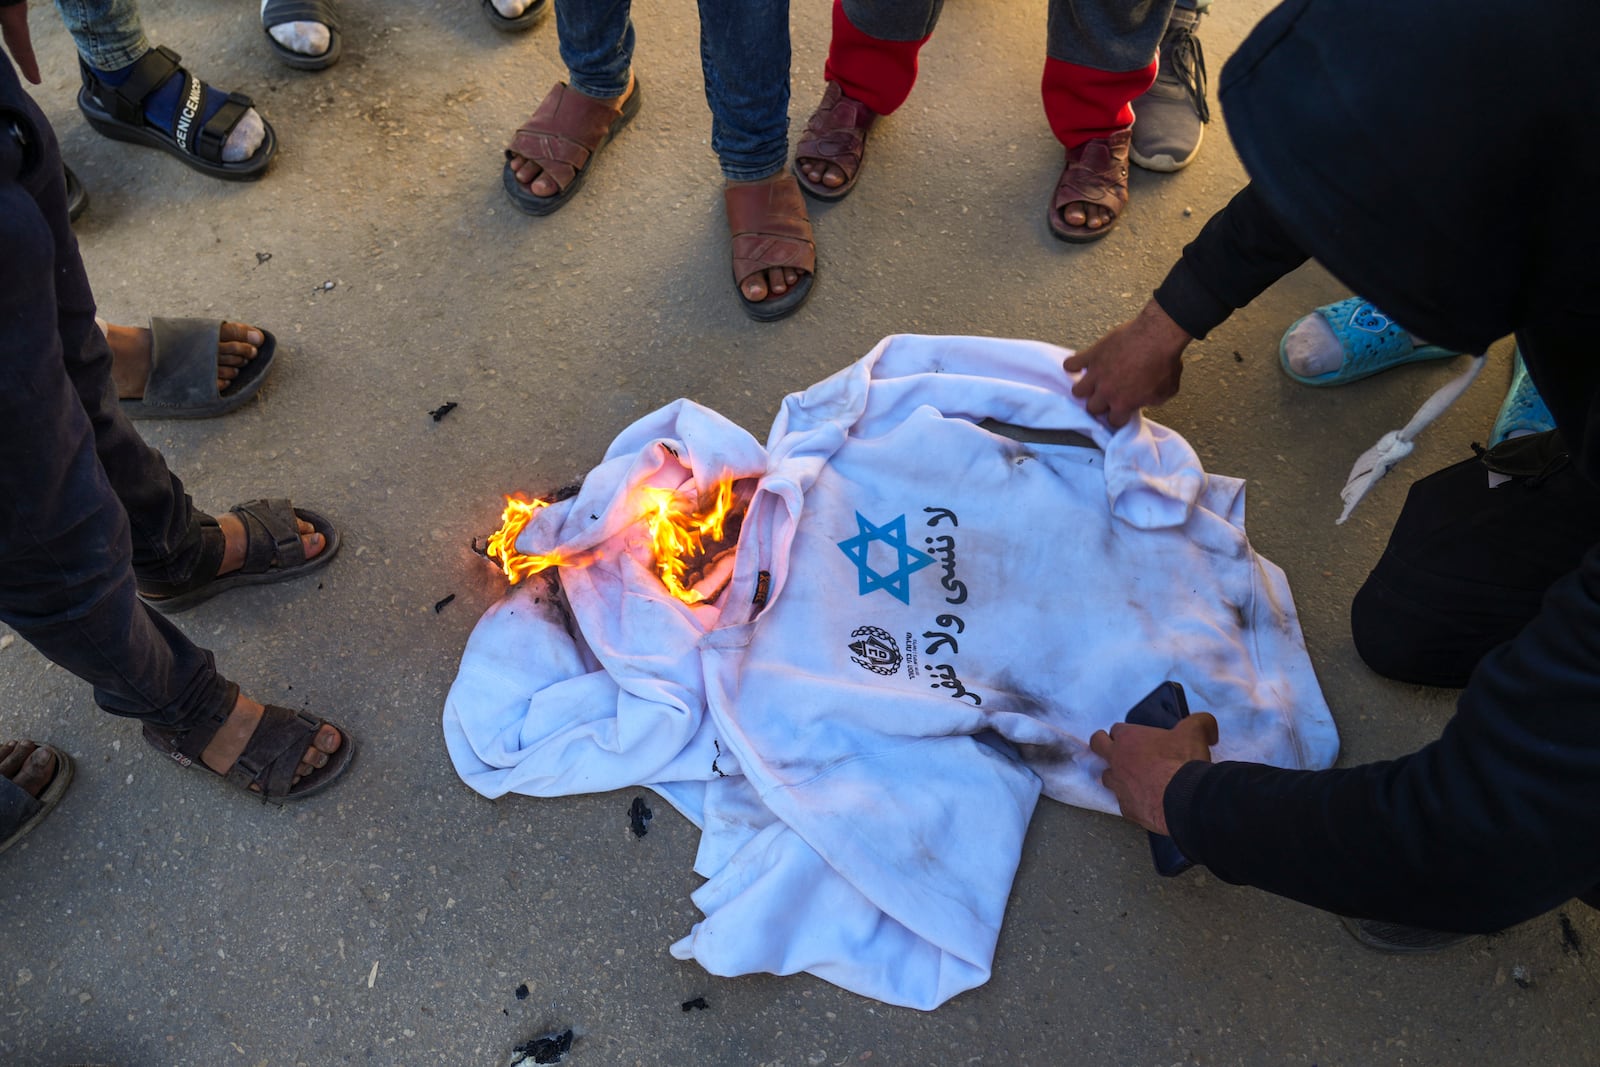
<box><xmin>848</xmin><ymin>626</ymin><xmax>902</xmax><ymax>675</ymax></box>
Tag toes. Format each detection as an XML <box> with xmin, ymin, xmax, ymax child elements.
<box><xmin>1062</xmin><ymin>202</ymin><xmax>1088</xmax><ymax>227</ymax></box>
<box><xmin>0</xmin><ymin>740</ymin><xmax>32</xmax><ymax>779</ymax></box>
<box><xmin>766</xmin><ymin>268</ymin><xmax>788</xmax><ymax>296</ymax></box>
<box><xmin>313</xmin><ymin>724</ymin><xmax>342</xmax><ymax>754</ymax></box>
<box><xmin>823</xmin><ymin>164</ymin><xmax>846</xmax><ymax>189</ymax></box>
<box><xmin>742</xmin><ymin>275</ymin><xmax>769</xmax><ymax>302</ymax></box>
<box><xmin>218</xmin><ymin>323</ymin><xmax>263</xmax><ymax>350</ymax></box>
<box><xmin>15</xmin><ymin>747</ymin><xmax>56</xmax><ymax>797</ymax></box>
<box><xmin>292</xmin><ymin>518</ymin><xmax>326</xmax><ymax>559</ymax></box>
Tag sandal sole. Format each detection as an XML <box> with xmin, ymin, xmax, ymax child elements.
<box><xmin>503</xmin><ymin>80</ymin><xmax>642</xmax><ymax>216</ymax></box>
<box><xmin>266</xmin><ymin>30</ymin><xmax>343</xmax><ymax>72</ymax></box>
<box><xmin>793</xmin><ymin>160</ymin><xmax>859</xmax><ymax>202</ymax></box>
<box><xmin>737</xmin><ymin>268</ymin><xmax>817</xmax><ymax>323</ymax></box>
<box><xmin>482</xmin><ymin>0</ymin><xmax>549</xmax><ymax>32</ymax></box>
<box><xmin>140</xmin><ymin>505</ymin><xmax>341</xmax><ymax>614</ymax></box>
<box><xmin>77</xmin><ymin>87</ymin><xmax>276</xmax><ymax>182</ymax></box>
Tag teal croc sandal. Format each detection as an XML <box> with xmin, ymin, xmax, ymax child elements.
<box><xmin>1279</xmin><ymin>297</ymin><xmax>1462</xmax><ymax>387</ymax></box>
<box><xmin>1489</xmin><ymin>347</ymin><xmax>1555</xmax><ymax>446</ymax></box>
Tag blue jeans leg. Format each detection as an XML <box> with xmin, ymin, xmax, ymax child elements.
<box><xmin>696</xmin><ymin>0</ymin><xmax>790</xmax><ymax>181</ymax></box>
<box><xmin>553</xmin><ymin>0</ymin><xmax>635</xmax><ymax>100</ymax></box>
<box><xmin>0</xmin><ymin>56</ymin><xmax>232</xmax><ymax>731</ymax></box>
<box><xmin>54</xmin><ymin>0</ymin><xmax>150</xmax><ymax>72</ymax></box>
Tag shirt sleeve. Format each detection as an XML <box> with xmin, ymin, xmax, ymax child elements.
<box><xmin>1152</xmin><ymin>183</ymin><xmax>1311</xmax><ymax>340</ymax></box>
<box><xmin>1164</xmin><ymin>543</ymin><xmax>1600</xmax><ymax>933</ymax></box>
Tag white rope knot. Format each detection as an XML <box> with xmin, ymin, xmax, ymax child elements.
<box><xmin>1335</xmin><ymin>354</ymin><xmax>1487</xmax><ymax>524</ymax></box>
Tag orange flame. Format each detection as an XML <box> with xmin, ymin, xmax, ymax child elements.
<box><xmin>486</xmin><ymin>479</ymin><xmax>740</xmax><ymax>603</ymax></box>
<box><xmin>486</xmin><ymin>495</ymin><xmax>562</xmax><ymax>585</ymax></box>
<box><xmin>637</xmin><ymin>479</ymin><xmax>737</xmax><ymax>605</ymax></box>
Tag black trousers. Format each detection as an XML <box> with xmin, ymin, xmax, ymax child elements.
<box><xmin>1352</xmin><ymin>434</ymin><xmax>1600</xmax><ymax>687</ymax></box>
<box><xmin>0</xmin><ymin>54</ymin><xmax>230</xmax><ymax>730</ymax></box>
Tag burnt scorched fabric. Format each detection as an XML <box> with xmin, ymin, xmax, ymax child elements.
<box><xmin>443</xmin><ymin>334</ymin><xmax>1338</xmax><ymax>1009</ymax></box>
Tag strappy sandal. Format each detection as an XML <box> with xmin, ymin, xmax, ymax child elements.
<box><xmin>793</xmin><ymin>81</ymin><xmax>877</xmax><ymax>202</ymax></box>
<box><xmin>120</xmin><ymin>318</ymin><xmax>277</xmax><ymax>420</ymax></box>
<box><xmin>143</xmin><ymin>694</ymin><xmax>355</xmax><ymax>805</ymax></box>
<box><xmin>261</xmin><ymin>0</ymin><xmax>343</xmax><ymax>71</ymax></box>
<box><xmin>138</xmin><ymin>498</ymin><xmax>340</xmax><ymax>614</ymax></box>
<box><xmin>76</xmin><ymin>47</ymin><xmax>275</xmax><ymax>182</ymax></box>
<box><xmin>1048</xmin><ymin>129</ymin><xmax>1131</xmax><ymax>244</ymax></box>
<box><xmin>482</xmin><ymin>0</ymin><xmax>549</xmax><ymax>33</ymax></box>
<box><xmin>725</xmin><ymin>174</ymin><xmax>817</xmax><ymax>323</ymax></box>
<box><xmin>502</xmin><ymin>80</ymin><xmax>642</xmax><ymax>216</ymax></box>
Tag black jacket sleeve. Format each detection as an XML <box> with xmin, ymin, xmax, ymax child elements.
<box><xmin>1152</xmin><ymin>182</ymin><xmax>1310</xmax><ymax>340</ymax></box>
<box><xmin>1165</xmin><ymin>543</ymin><xmax>1600</xmax><ymax>933</ymax></box>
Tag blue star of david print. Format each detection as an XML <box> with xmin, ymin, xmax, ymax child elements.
<box><xmin>836</xmin><ymin>512</ymin><xmax>934</xmax><ymax>604</ymax></box>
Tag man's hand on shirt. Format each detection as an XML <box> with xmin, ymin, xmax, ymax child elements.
<box><xmin>1090</xmin><ymin>712</ymin><xmax>1217</xmax><ymax>836</ymax></box>
<box><xmin>1064</xmin><ymin>299</ymin><xmax>1192</xmax><ymax>428</ymax></box>
<box><xmin>0</xmin><ymin>1</ymin><xmax>40</xmax><ymax>85</ymax></box>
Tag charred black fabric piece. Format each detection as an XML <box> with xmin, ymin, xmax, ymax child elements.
<box><xmin>515</xmin><ymin>982</ymin><xmax>530</xmax><ymax>1000</ymax></box>
<box><xmin>434</xmin><ymin>593</ymin><xmax>456</xmax><ymax>613</ymax></box>
<box><xmin>511</xmin><ymin>1029</ymin><xmax>573</xmax><ymax>1065</ymax></box>
<box><xmin>628</xmin><ymin>796</ymin><xmax>652</xmax><ymax>837</ymax></box>
<box><xmin>681</xmin><ymin>996</ymin><xmax>709</xmax><ymax>1012</ymax></box>
<box><xmin>430</xmin><ymin>401</ymin><xmax>458</xmax><ymax>422</ymax></box>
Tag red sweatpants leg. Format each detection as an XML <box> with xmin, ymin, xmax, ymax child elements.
<box><xmin>1041</xmin><ymin>55</ymin><xmax>1157</xmax><ymax>149</ymax></box>
<box><xmin>822</xmin><ymin>0</ymin><xmax>930</xmax><ymax>117</ymax></box>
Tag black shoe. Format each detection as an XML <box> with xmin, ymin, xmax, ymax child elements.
<box><xmin>1339</xmin><ymin>915</ymin><xmax>1475</xmax><ymax>954</ymax></box>
<box><xmin>64</xmin><ymin>164</ymin><xmax>89</xmax><ymax>222</ymax></box>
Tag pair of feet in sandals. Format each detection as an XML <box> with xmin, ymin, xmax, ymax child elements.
<box><xmin>793</xmin><ymin>82</ymin><xmax>1127</xmax><ymax>241</ymax></box>
<box><xmin>503</xmin><ymin>74</ymin><xmax>815</xmax><ymax>321</ymax></box>
<box><xmin>76</xmin><ymin>1</ymin><xmax>340</xmax><ymax>181</ymax></box>
<box><xmin>1</xmin><ymin>693</ymin><xmax>338</xmax><ymax>827</ymax></box>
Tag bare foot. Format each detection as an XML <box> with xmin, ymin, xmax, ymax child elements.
<box><xmin>508</xmin><ymin>73</ymin><xmax>635</xmax><ymax>198</ymax></box>
<box><xmin>728</xmin><ymin>173</ymin><xmax>810</xmax><ymax>304</ymax></box>
<box><xmin>197</xmin><ymin>692</ymin><xmax>341</xmax><ymax>788</ymax></box>
<box><xmin>105</xmin><ymin>321</ymin><xmax>264</xmax><ymax>399</ymax></box>
<box><xmin>0</xmin><ymin>740</ymin><xmax>58</xmax><ymax>799</ymax></box>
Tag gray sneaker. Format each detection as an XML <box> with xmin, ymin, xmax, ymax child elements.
<box><xmin>1130</xmin><ymin>6</ymin><xmax>1210</xmax><ymax>173</ymax></box>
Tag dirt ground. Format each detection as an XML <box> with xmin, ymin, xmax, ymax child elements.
<box><xmin>3</xmin><ymin>0</ymin><xmax>1596</xmax><ymax>1064</ymax></box>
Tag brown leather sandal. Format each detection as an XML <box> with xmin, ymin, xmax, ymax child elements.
<box><xmin>1049</xmin><ymin>128</ymin><xmax>1131</xmax><ymax>243</ymax></box>
<box><xmin>794</xmin><ymin>81</ymin><xmax>878</xmax><ymax>201</ymax></box>
<box><xmin>503</xmin><ymin>79</ymin><xmax>642</xmax><ymax>216</ymax></box>
<box><xmin>725</xmin><ymin>174</ymin><xmax>817</xmax><ymax>322</ymax></box>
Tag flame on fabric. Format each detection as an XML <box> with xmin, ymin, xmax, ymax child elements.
<box><xmin>638</xmin><ymin>479</ymin><xmax>737</xmax><ymax>605</ymax></box>
<box><xmin>487</xmin><ymin>480</ymin><xmax>739</xmax><ymax>603</ymax></box>
<box><xmin>486</xmin><ymin>495</ymin><xmax>562</xmax><ymax>585</ymax></box>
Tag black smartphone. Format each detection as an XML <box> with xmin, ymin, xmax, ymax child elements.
<box><xmin>1123</xmin><ymin>681</ymin><xmax>1195</xmax><ymax>877</ymax></box>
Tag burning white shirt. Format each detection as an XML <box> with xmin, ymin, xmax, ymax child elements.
<box><xmin>443</xmin><ymin>334</ymin><xmax>1338</xmax><ymax>1009</ymax></box>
